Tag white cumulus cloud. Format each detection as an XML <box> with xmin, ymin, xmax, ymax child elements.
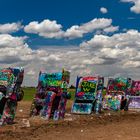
<box><xmin>103</xmin><ymin>26</ymin><xmax>119</xmax><ymax>33</ymax></box>
<box><xmin>0</xmin><ymin>34</ymin><xmax>34</xmax><ymax>63</ymax></box>
<box><xmin>24</xmin><ymin>19</ymin><xmax>64</xmax><ymax>39</ymax></box>
<box><xmin>0</xmin><ymin>22</ymin><xmax>23</xmax><ymax>34</ymax></box>
<box><xmin>24</xmin><ymin>18</ymin><xmax>117</xmax><ymax>39</ymax></box>
<box><xmin>100</xmin><ymin>7</ymin><xmax>108</xmax><ymax>14</ymax></box>
<box><xmin>1</xmin><ymin>22</ymin><xmax>140</xmax><ymax>86</ymax></box>
<box><xmin>80</xmin><ymin>29</ymin><xmax>140</xmax><ymax>67</ymax></box>
<box><xmin>65</xmin><ymin>18</ymin><xmax>112</xmax><ymax>39</ymax></box>
<box><xmin>121</xmin><ymin>0</ymin><xmax>140</xmax><ymax>14</ymax></box>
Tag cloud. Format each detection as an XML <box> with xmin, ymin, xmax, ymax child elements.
<box><xmin>24</xmin><ymin>19</ymin><xmax>64</xmax><ymax>39</ymax></box>
<box><xmin>123</xmin><ymin>60</ymin><xmax>140</xmax><ymax>67</ymax></box>
<box><xmin>0</xmin><ymin>34</ymin><xmax>104</xmax><ymax>86</ymax></box>
<box><xmin>24</xmin><ymin>18</ymin><xmax>116</xmax><ymax>39</ymax></box>
<box><xmin>0</xmin><ymin>34</ymin><xmax>34</xmax><ymax>63</ymax></box>
<box><xmin>65</xmin><ymin>18</ymin><xmax>112</xmax><ymax>39</ymax></box>
<box><xmin>121</xmin><ymin>0</ymin><xmax>140</xmax><ymax>14</ymax></box>
<box><xmin>80</xmin><ymin>30</ymin><xmax>140</xmax><ymax>67</ymax></box>
<box><xmin>103</xmin><ymin>26</ymin><xmax>119</xmax><ymax>33</ymax></box>
<box><xmin>1</xmin><ymin>29</ymin><xmax>140</xmax><ymax>86</ymax></box>
<box><xmin>0</xmin><ymin>22</ymin><xmax>23</xmax><ymax>34</ymax></box>
<box><xmin>100</xmin><ymin>7</ymin><xmax>108</xmax><ymax>14</ymax></box>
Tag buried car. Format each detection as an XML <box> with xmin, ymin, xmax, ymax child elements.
<box><xmin>71</xmin><ymin>76</ymin><xmax>104</xmax><ymax>114</ymax></box>
<box><xmin>30</xmin><ymin>69</ymin><xmax>70</xmax><ymax>120</ymax></box>
<box><xmin>130</xmin><ymin>81</ymin><xmax>140</xmax><ymax>96</ymax></box>
<box><xmin>0</xmin><ymin>67</ymin><xmax>24</xmax><ymax>125</ymax></box>
<box><xmin>103</xmin><ymin>77</ymin><xmax>132</xmax><ymax>111</ymax></box>
<box><xmin>127</xmin><ymin>81</ymin><xmax>140</xmax><ymax>110</ymax></box>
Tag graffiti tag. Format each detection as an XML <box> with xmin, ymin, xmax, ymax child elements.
<box><xmin>81</xmin><ymin>81</ymin><xmax>96</xmax><ymax>92</ymax></box>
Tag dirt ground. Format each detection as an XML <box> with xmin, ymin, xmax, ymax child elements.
<box><xmin>1</xmin><ymin>101</ymin><xmax>140</xmax><ymax>140</ymax></box>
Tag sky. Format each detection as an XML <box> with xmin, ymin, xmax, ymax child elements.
<box><xmin>0</xmin><ymin>0</ymin><xmax>140</xmax><ymax>86</ymax></box>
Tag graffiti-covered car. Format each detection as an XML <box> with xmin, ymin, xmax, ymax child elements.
<box><xmin>0</xmin><ymin>67</ymin><xmax>24</xmax><ymax>125</ymax></box>
<box><xmin>30</xmin><ymin>69</ymin><xmax>70</xmax><ymax>120</ymax></box>
<box><xmin>130</xmin><ymin>81</ymin><xmax>140</xmax><ymax>96</ymax></box>
<box><xmin>103</xmin><ymin>77</ymin><xmax>132</xmax><ymax>111</ymax></box>
<box><xmin>71</xmin><ymin>76</ymin><xmax>104</xmax><ymax>114</ymax></box>
<box><xmin>127</xmin><ymin>81</ymin><xmax>140</xmax><ymax>110</ymax></box>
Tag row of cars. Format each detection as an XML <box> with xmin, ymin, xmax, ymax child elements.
<box><xmin>72</xmin><ymin>76</ymin><xmax>140</xmax><ymax>114</ymax></box>
<box><xmin>0</xmin><ymin>67</ymin><xmax>140</xmax><ymax>125</ymax></box>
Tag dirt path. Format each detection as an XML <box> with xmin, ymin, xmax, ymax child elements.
<box><xmin>0</xmin><ymin>101</ymin><xmax>140</xmax><ymax>140</ymax></box>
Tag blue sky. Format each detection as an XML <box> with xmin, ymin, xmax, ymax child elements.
<box><xmin>0</xmin><ymin>0</ymin><xmax>140</xmax><ymax>48</ymax></box>
<box><xmin>0</xmin><ymin>0</ymin><xmax>140</xmax><ymax>86</ymax></box>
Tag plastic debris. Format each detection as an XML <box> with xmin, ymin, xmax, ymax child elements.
<box><xmin>20</xmin><ymin>119</ymin><xmax>30</xmax><ymax>128</ymax></box>
<box><xmin>19</xmin><ymin>109</ymin><xmax>23</xmax><ymax>112</ymax></box>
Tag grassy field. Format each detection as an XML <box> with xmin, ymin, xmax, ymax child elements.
<box><xmin>22</xmin><ymin>87</ymin><xmax>36</xmax><ymax>101</ymax></box>
<box><xmin>22</xmin><ymin>87</ymin><xmax>75</xmax><ymax>101</ymax></box>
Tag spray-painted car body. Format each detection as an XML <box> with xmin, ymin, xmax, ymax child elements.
<box><xmin>0</xmin><ymin>67</ymin><xmax>24</xmax><ymax>125</ymax></box>
<box><xmin>103</xmin><ymin>77</ymin><xmax>132</xmax><ymax>111</ymax></box>
<box><xmin>30</xmin><ymin>69</ymin><xmax>70</xmax><ymax>120</ymax></box>
<box><xmin>128</xmin><ymin>81</ymin><xmax>140</xmax><ymax>110</ymax></box>
<box><xmin>71</xmin><ymin>76</ymin><xmax>104</xmax><ymax>114</ymax></box>
<box><xmin>130</xmin><ymin>81</ymin><xmax>140</xmax><ymax>96</ymax></box>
